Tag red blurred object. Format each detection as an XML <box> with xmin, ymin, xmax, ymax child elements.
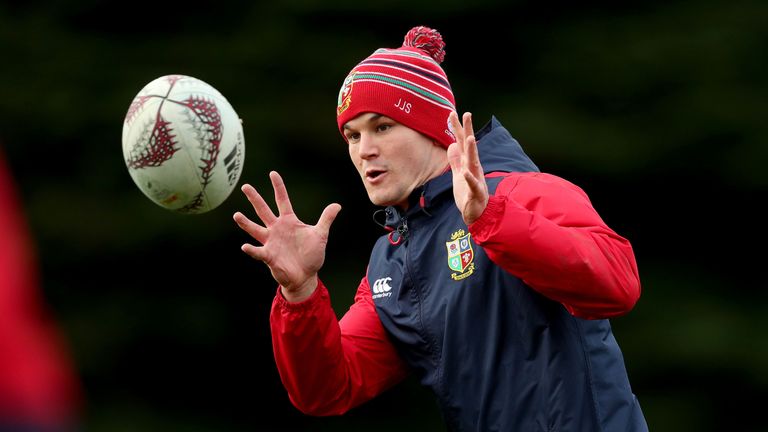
<box><xmin>0</xmin><ymin>146</ymin><xmax>82</xmax><ymax>429</ymax></box>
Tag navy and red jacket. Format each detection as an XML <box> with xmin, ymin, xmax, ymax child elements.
<box><xmin>271</xmin><ymin>117</ymin><xmax>647</xmax><ymax>431</ymax></box>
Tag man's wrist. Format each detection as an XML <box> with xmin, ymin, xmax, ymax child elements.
<box><xmin>281</xmin><ymin>276</ymin><xmax>318</xmax><ymax>303</ymax></box>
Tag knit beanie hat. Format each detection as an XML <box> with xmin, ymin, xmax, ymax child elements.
<box><xmin>336</xmin><ymin>26</ymin><xmax>457</xmax><ymax>148</ymax></box>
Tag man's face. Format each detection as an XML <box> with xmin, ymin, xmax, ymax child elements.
<box><xmin>344</xmin><ymin>113</ymin><xmax>448</xmax><ymax>208</ymax></box>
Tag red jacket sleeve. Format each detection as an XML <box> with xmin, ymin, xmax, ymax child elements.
<box><xmin>270</xmin><ymin>276</ymin><xmax>409</xmax><ymax>416</ymax></box>
<box><xmin>469</xmin><ymin>172</ymin><xmax>641</xmax><ymax>319</ymax></box>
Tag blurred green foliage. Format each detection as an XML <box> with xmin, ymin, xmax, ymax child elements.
<box><xmin>1</xmin><ymin>0</ymin><xmax>766</xmax><ymax>430</ymax></box>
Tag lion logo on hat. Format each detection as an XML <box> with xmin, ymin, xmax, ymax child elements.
<box><xmin>337</xmin><ymin>71</ymin><xmax>356</xmax><ymax>116</ymax></box>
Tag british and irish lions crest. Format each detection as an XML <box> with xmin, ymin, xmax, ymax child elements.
<box><xmin>337</xmin><ymin>71</ymin><xmax>356</xmax><ymax>115</ymax></box>
<box><xmin>122</xmin><ymin>75</ymin><xmax>245</xmax><ymax>214</ymax></box>
<box><xmin>446</xmin><ymin>229</ymin><xmax>475</xmax><ymax>280</ymax></box>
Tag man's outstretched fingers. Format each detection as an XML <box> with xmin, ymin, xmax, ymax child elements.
<box><xmin>241</xmin><ymin>243</ymin><xmax>269</xmax><ymax>263</ymax></box>
<box><xmin>467</xmin><ymin>135</ymin><xmax>483</xmax><ymax>176</ymax></box>
<box><xmin>463</xmin><ymin>169</ymin><xmax>484</xmax><ymax>197</ymax></box>
<box><xmin>449</xmin><ymin>112</ymin><xmax>465</xmax><ymax>152</ymax></box>
<box><xmin>316</xmin><ymin>203</ymin><xmax>342</xmax><ymax>235</ymax></box>
<box><xmin>242</xmin><ymin>183</ymin><xmax>277</xmax><ymax>226</ymax></box>
<box><xmin>233</xmin><ymin>212</ymin><xmax>268</xmax><ymax>243</ymax></box>
<box><xmin>270</xmin><ymin>171</ymin><xmax>295</xmax><ymax>216</ymax></box>
<box><xmin>462</xmin><ymin>112</ymin><xmax>474</xmax><ymax>139</ymax></box>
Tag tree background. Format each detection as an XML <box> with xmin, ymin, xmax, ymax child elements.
<box><xmin>1</xmin><ymin>0</ymin><xmax>766</xmax><ymax>430</ymax></box>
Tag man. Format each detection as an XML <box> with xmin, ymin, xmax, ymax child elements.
<box><xmin>234</xmin><ymin>26</ymin><xmax>648</xmax><ymax>431</ymax></box>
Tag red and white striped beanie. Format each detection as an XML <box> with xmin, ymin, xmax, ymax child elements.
<box><xmin>336</xmin><ymin>26</ymin><xmax>457</xmax><ymax>148</ymax></box>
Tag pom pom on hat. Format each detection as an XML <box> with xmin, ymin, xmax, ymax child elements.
<box><xmin>403</xmin><ymin>26</ymin><xmax>446</xmax><ymax>63</ymax></box>
<box><xmin>336</xmin><ymin>26</ymin><xmax>457</xmax><ymax>148</ymax></box>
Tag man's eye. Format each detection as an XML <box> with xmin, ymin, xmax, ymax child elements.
<box><xmin>347</xmin><ymin>133</ymin><xmax>360</xmax><ymax>141</ymax></box>
<box><xmin>377</xmin><ymin>124</ymin><xmax>391</xmax><ymax>132</ymax></box>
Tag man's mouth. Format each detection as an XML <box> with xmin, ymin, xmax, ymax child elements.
<box><xmin>365</xmin><ymin>168</ymin><xmax>387</xmax><ymax>182</ymax></box>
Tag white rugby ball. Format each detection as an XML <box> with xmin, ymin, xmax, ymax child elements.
<box><xmin>122</xmin><ymin>74</ymin><xmax>245</xmax><ymax>214</ymax></box>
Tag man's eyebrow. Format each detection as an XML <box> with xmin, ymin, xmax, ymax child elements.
<box><xmin>343</xmin><ymin>114</ymin><xmax>383</xmax><ymax>130</ymax></box>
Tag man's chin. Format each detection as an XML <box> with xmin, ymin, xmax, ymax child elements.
<box><xmin>367</xmin><ymin>192</ymin><xmax>393</xmax><ymax>207</ymax></box>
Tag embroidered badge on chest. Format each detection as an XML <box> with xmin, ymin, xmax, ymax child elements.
<box><xmin>446</xmin><ymin>229</ymin><xmax>476</xmax><ymax>280</ymax></box>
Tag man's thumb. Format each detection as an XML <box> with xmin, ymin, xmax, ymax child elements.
<box><xmin>317</xmin><ymin>203</ymin><xmax>342</xmax><ymax>233</ymax></box>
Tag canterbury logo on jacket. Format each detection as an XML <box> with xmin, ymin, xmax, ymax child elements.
<box><xmin>270</xmin><ymin>117</ymin><xmax>648</xmax><ymax>431</ymax></box>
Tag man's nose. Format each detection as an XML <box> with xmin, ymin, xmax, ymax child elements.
<box><xmin>357</xmin><ymin>133</ymin><xmax>379</xmax><ymax>159</ymax></box>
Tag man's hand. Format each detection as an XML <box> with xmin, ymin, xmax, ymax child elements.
<box><xmin>447</xmin><ymin>112</ymin><xmax>489</xmax><ymax>225</ymax></box>
<box><xmin>233</xmin><ymin>171</ymin><xmax>341</xmax><ymax>302</ymax></box>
